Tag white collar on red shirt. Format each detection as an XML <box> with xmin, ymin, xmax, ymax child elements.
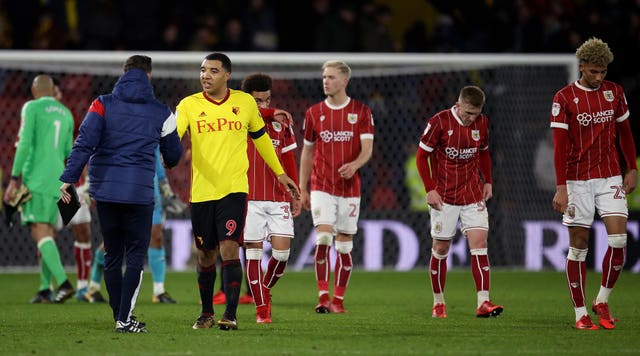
<box><xmin>450</xmin><ymin>106</ymin><xmax>465</xmax><ymax>126</ymax></box>
<box><xmin>574</xmin><ymin>80</ymin><xmax>599</xmax><ymax>92</ymax></box>
<box><xmin>324</xmin><ymin>97</ymin><xmax>351</xmax><ymax>110</ymax></box>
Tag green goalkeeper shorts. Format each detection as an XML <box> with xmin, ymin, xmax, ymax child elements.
<box><xmin>21</xmin><ymin>192</ymin><xmax>59</xmax><ymax>225</ymax></box>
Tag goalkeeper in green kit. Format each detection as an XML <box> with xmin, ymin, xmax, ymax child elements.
<box><xmin>3</xmin><ymin>74</ymin><xmax>76</xmax><ymax>303</ymax></box>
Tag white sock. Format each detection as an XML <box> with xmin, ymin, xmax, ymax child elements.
<box><xmin>595</xmin><ymin>287</ymin><xmax>612</xmax><ymax>304</ymax></box>
<box><xmin>87</xmin><ymin>281</ymin><xmax>101</xmax><ymax>293</ymax></box>
<box><xmin>477</xmin><ymin>291</ymin><xmax>490</xmax><ymax>308</ymax></box>
<box><xmin>76</xmin><ymin>280</ymin><xmax>88</xmax><ymax>290</ymax></box>
<box><xmin>153</xmin><ymin>282</ymin><xmax>165</xmax><ymax>296</ymax></box>
<box><xmin>433</xmin><ymin>293</ymin><xmax>445</xmax><ymax>305</ymax></box>
<box><xmin>574</xmin><ymin>306</ymin><xmax>588</xmax><ymax>322</ymax></box>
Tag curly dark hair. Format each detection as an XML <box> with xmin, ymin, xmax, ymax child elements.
<box><xmin>241</xmin><ymin>73</ymin><xmax>272</xmax><ymax>93</ymax></box>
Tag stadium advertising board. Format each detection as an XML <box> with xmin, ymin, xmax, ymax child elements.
<box><xmin>165</xmin><ymin>218</ymin><xmax>640</xmax><ymax>272</ymax></box>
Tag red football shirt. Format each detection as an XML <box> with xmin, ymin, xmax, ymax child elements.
<box><xmin>550</xmin><ymin>80</ymin><xmax>629</xmax><ymax>181</ymax></box>
<box><xmin>418</xmin><ymin>107</ymin><xmax>490</xmax><ymax>205</ymax></box>
<box><xmin>303</xmin><ymin>97</ymin><xmax>374</xmax><ymax>197</ymax></box>
<box><xmin>248</xmin><ymin>115</ymin><xmax>297</xmax><ymax>202</ymax></box>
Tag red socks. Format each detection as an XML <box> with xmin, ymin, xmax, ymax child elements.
<box><xmin>566</xmin><ymin>258</ymin><xmax>587</xmax><ymax>308</ymax></box>
<box><xmin>315</xmin><ymin>245</ymin><xmax>330</xmax><ymax>293</ymax></box>
<box><xmin>263</xmin><ymin>257</ymin><xmax>287</xmax><ymax>289</ymax></box>
<box><xmin>73</xmin><ymin>243</ymin><xmax>92</xmax><ymax>282</ymax></box>
<box><xmin>246</xmin><ymin>258</ymin><xmax>267</xmax><ymax>306</ymax></box>
<box><xmin>601</xmin><ymin>246</ymin><xmax>625</xmax><ymax>288</ymax></box>
<box><xmin>471</xmin><ymin>253</ymin><xmax>490</xmax><ymax>292</ymax></box>
<box><xmin>333</xmin><ymin>252</ymin><xmax>352</xmax><ymax>300</ymax></box>
<box><xmin>429</xmin><ymin>254</ymin><xmax>447</xmax><ymax>294</ymax></box>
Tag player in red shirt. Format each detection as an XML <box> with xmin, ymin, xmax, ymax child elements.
<box><xmin>416</xmin><ymin>85</ymin><xmax>503</xmax><ymax>319</ymax></box>
<box><xmin>242</xmin><ymin>73</ymin><xmax>301</xmax><ymax>323</ymax></box>
<box><xmin>300</xmin><ymin>60</ymin><xmax>374</xmax><ymax>314</ymax></box>
<box><xmin>550</xmin><ymin>37</ymin><xmax>637</xmax><ymax>330</ymax></box>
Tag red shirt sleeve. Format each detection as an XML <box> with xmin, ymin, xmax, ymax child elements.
<box><xmin>416</xmin><ymin>147</ymin><xmax>435</xmax><ymax>192</ymax></box>
<box><xmin>259</xmin><ymin>107</ymin><xmax>275</xmax><ymax>120</ymax></box>
<box><xmin>553</xmin><ymin>128</ymin><xmax>569</xmax><ymax>185</ymax></box>
<box><xmin>617</xmin><ymin>119</ymin><xmax>638</xmax><ymax>170</ymax></box>
<box><xmin>281</xmin><ymin>150</ymin><xmax>298</xmax><ymax>184</ymax></box>
<box><xmin>479</xmin><ymin>149</ymin><xmax>492</xmax><ymax>184</ymax></box>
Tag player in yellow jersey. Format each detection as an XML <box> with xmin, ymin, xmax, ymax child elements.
<box><xmin>176</xmin><ymin>53</ymin><xmax>300</xmax><ymax>331</ymax></box>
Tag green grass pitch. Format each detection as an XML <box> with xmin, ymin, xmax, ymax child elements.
<box><xmin>1</xmin><ymin>270</ymin><xmax>639</xmax><ymax>355</ymax></box>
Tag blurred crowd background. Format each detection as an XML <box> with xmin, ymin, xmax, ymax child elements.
<box><xmin>0</xmin><ymin>0</ymin><xmax>637</xmax><ymax>56</ymax></box>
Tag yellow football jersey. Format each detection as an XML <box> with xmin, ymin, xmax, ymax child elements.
<box><xmin>176</xmin><ymin>89</ymin><xmax>266</xmax><ymax>202</ymax></box>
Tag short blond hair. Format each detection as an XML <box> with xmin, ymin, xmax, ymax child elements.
<box><xmin>575</xmin><ymin>37</ymin><xmax>613</xmax><ymax>67</ymax></box>
<box><xmin>322</xmin><ymin>60</ymin><xmax>351</xmax><ymax>80</ymax></box>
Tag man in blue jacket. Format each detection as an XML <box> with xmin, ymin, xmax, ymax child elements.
<box><xmin>59</xmin><ymin>55</ymin><xmax>182</xmax><ymax>333</ymax></box>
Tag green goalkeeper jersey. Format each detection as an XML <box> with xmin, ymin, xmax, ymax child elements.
<box><xmin>11</xmin><ymin>96</ymin><xmax>74</xmax><ymax>197</ymax></box>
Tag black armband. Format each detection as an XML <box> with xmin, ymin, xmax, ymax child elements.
<box><xmin>249</xmin><ymin>127</ymin><xmax>266</xmax><ymax>139</ymax></box>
